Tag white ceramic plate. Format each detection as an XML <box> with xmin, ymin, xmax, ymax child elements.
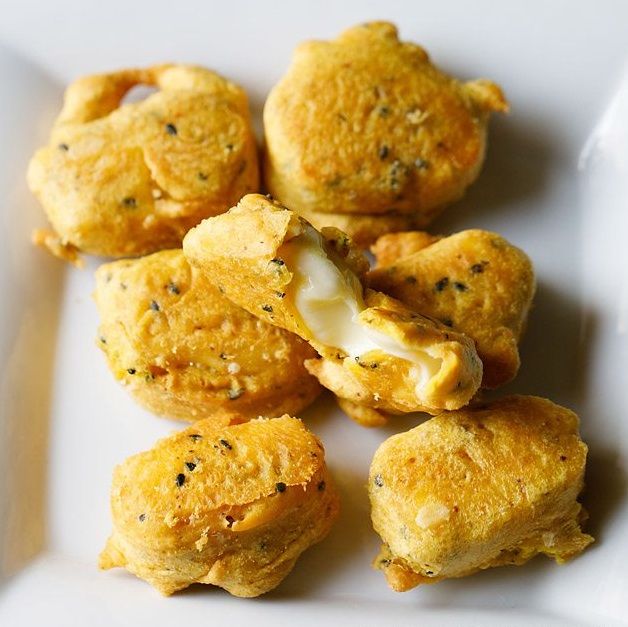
<box><xmin>1</xmin><ymin>1</ymin><xmax>627</xmax><ymax>625</ymax></box>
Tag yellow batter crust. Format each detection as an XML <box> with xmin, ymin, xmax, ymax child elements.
<box><xmin>369</xmin><ymin>395</ymin><xmax>593</xmax><ymax>591</ymax></box>
<box><xmin>95</xmin><ymin>249</ymin><xmax>320</xmax><ymax>423</ymax></box>
<box><xmin>368</xmin><ymin>229</ymin><xmax>535</xmax><ymax>388</ymax></box>
<box><xmin>263</xmin><ymin>22</ymin><xmax>507</xmax><ymax>245</ymax></box>
<box><xmin>100</xmin><ymin>415</ymin><xmax>339</xmax><ymax>596</ymax></box>
<box><xmin>28</xmin><ymin>64</ymin><xmax>259</xmax><ymax>259</ymax></box>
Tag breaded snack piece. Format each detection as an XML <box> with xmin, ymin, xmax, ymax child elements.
<box><xmin>183</xmin><ymin>194</ymin><xmax>482</xmax><ymax>420</ymax></box>
<box><xmin>263</xmin><ymin>22</ymin><xmax>508</xmax><ymax>245</ymax></box>
<box><xmin>94</xmin><ymin>249</ymin><xmax>320</xmax><ymax>423</ymax></box>
<box><xmin>368</xmin><ymin>230</ymin><xmax>535</xmax><ymax>388</ymax></box>
<box><xmin>27</xmin><ymin>64</ymin><xmax>259</xmax><ymax>259</ymax></box>
<box><xmin>100</xmin><ymin>415</ymin><xmax>339</xmax><ymax>596</ymax></box>
<box><xmin>369</xmin><ymin>396</ymin><xmax>593</xmax><ymax>591</ymax></box>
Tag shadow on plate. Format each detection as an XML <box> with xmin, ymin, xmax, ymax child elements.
<box><xmin>0</xmin><ymin>44</ymin><xmax>63</xmax><ymax>587</ymax></box>
<box><xmin>432</xmin><ymin>113</ymin><xmax>561</xmax><ymax>234</ymax></box>
<box><xmin>487</xmin><ymin>280</ymin><xmax>588</xmax><ymax>405</ymax></box>
<box><xmin>582</xmin><ymin>445</ymin><xmax>627</xmax><ymax>541</ymax></box>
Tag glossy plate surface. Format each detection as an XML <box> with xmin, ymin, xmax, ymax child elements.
<box><xmin>0</xmin><ymin>1</ymin><xmax>627</xmax><ymax>625</ymax></box>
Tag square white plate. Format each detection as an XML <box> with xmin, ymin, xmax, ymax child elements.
<box><xmin>1</xmin><ymin>1</ymin><xmax>627</xmax><ymax>625</ymax></box>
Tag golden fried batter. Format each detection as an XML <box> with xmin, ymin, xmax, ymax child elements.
<box><xmin>294</xmin><ymin>206</ymin><xmax>424</xmax><ymax>250</ymax></box>
<box><xmin>28</xmin><ymin>64</ymin><xmax>259</xmax><ymax>259</ymax></box>
<box><xmin>95</xmin><ymin>249</ymin><xmax>320</xmax><ymax>423</ymax></box>
<box><xmin>263</xmin><ymin>22</ymin><xmax>508</xmax><ymax>246</ymax></box>
<box><xmin>100</xmin><ymin>415</ymin><xmax>339</xmax><ymax>596</ymax></box>
<box><xmin>369</xmin><ymin>396</ymin><xmax>593</xmax><ymax>591</ymax></box>
<box><xmin>368</xmin><ymin>230</ymin><xmax>535</xmax><ymax>388</ymax></box>
<box><xmin>183</xmin><ymin>194</ymin><xmax>482</xmax><ymax>421</ymax></box>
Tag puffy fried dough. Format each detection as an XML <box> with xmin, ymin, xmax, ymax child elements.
<box><xmin>368</xmin><ymin>230</ymin><xmax>535</xmax><ymax>388</ymax></box>
<box><xmin>263</xmin><ymin>21</ymin><xmax>507</xmax><ymax>245</ymax></box>
<box><xmin>100</xmin><ymin>416</ymin><xmax>339</xmax><ymax>596</ymax></box>
<box><xmin>369</xmin><ymin>396</ymin><xmax>593</xmax><ymax>591</ymax></box>
<box><xmin>28</xmin><ymin>64</ymin><xmax>259</xmax><ymax>259</ymax></box>
<box><xmin>183</xmin><ymin>194</ymin><xmax>482</xmax><ymax>419</ymax></box>
<box><xmin>95</xmin><ymin>249</ymin><xmax>320</xmax><ymax>423</ymax></box>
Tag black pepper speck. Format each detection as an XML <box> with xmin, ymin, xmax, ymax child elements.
<box><xmin>165</xmin><ymin>123</ymin><xmax>177</xmax><ymax>135</ymax></box>
<box><xmin>220</xmin><ymin>439</ymin><xmax>233</xmax><ymax>450</ymax></box>
<box><xmin>138</xmin><ymin>513</ymin><xmax>146</xmax><ymax>522</ymax></box>
<box><xmin>167</xmin><ymin>282</ymin><xmax>180</xmax><ymax>295</ymax></box>
<box><xmin>435</xmin><ymin>277</ymin><xmax>449</xmax><ymax>292</ymax></box>
<box><xmin>58</xmin><ymin>143</ymin><xmax>69</xmax><ymax>151</ymax></box>
<box><xmin>122</xmin><ymin>197</ymin><xmax>136</xmax><ymax>208</ymax></box>
<box><xmin>262</xmin><ymin>304</ymin><xmax>273</xmax><ymax>313</ymax></box>
<box><xmin>374</xmin><ymin>474</ymin><xmax>384</xmax><ymax>487</ymax></box>
<box><xmin>276</xmin><ymin>482</ymin><xmax>287</xmax><ymax>493</ymax></box>
<box><xmin>454</xmin><ymin>282</ymin><xmax>468</xmax><ymax>292</ymax></box>
<box><xmin>175</xmin><ymin>473</ymin><xmax>185</xmax><ymax>487</ymax></box>
<box><xmin>150</xmin><ymin>300</ymin><xmax>160</xmax><ymax>311</ymax></box>
<box><xmin>127</xmin><ymin>368</ymin><xmax>136</xmax><ymax>375</ymax></box>
<box><xmin>378</xmin><ymin>145</ymin><xmax>389</xmax><ymax>160</ymax></box>
<box><xmin>317</xmin><ymin>481</ymin><xmax>326</xmax><ymax>491</ymax></box>
<box><xmin>185</xmin><ymin>462</ymin><xmax>197</xmax><ymax>471</ymax></box>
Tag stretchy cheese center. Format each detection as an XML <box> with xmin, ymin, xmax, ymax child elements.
<box><xmin>279</xmin><ymin>228</ymin><xmax>443</xmax><ymax>397</ymax></box>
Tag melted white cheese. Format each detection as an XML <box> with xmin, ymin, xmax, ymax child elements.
<box><xmin>279</xmin><ymin>229</ymin><xmax>443</xmax><ymax>397</ymax></box>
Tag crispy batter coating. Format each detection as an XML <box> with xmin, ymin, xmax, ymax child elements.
<box><xmin>27</xmin><ymin>64</ymin><xmax>259</xmax><ymax>259</ymax></box>
<box><xmin>294</xmin><ymin>206</ymin><xmax>424</xmax><ymax>250</ymax></box>
<box><xmin>100</xmin><ymin>416</ymin><xmax>339</xmax><ymax>596</ymax></box>
<box><xmin>370</xmin><ymin>231</ymin><xmax>441</xmax><ymax>266</ymax></box>
<box><xmin>368</xmin><ymin>230</ymin><xmax>535</xmax><ymax>388</ymax></box>
<box><xmin>263</xmin><ymin>22</ymin><xmax>508</xmax><ymax>246</ymax></box>
<box><xmin>183</xmin><ymin>194</ymin><xmax>482</xmax><ymax>419</ymax></box>
<box><xmin>94</xmin><ymin>250</ymin><xmax>320</xmax><ymax>423</ymax></box>
<box><xmin>369</xmin><ymin>396</ymin><xmax>593</xmax><ymax>591</ymax></box>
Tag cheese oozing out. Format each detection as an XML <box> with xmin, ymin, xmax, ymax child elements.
<box><xmin>278</xmin><ymin>228</ymin><xmax>443</xmax><ymax>397</ymax></box>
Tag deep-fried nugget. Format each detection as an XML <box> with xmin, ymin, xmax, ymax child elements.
<box><xmin>95</xmin><ymin>249</ymin><xmax>320</xmax><ymax>423</ymax></box>
<box><xmin>368</xmin><ymin>230</ymin><xmax>535</xmax><ymax>388</ymax></box>
<box><xmin>28</xmin><ymin>64</ymin><xmax>259</xmax><ymax>259</ymax></box>
<box><xmin>100</xmin><ymin>415</ymin><xmax>339</xmax><ymax>596</ymax></box>
<box><xmin>263</xmin><ymin>22</ymin><xmax>508</xmax><ymax>245</ymax></box>
<box><xmin>369</xmin><ymin>396</ymin><xmax>593</xmax><ymax>591</ymax></box>
<box><xmin>183</xmin><ymin>194</ymin><xmax>482</xmax><ymax>420</ymax></box>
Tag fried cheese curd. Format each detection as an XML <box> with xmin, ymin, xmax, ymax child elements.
<box><xmin>368</xmin><ymin>229</ymin><xmax>536</xmax><ymax>388</ymax></box>
<box><xmin>369</xmin><ymin>396</ymin><xmax>593</xmax><ymax>591</ymax></box>
<box><xmin>94</xmin><ymin>249</ymin><xmax>320</xmax><ymax>423</ymax></box>
<box><xmin>263</xmin><ymin>22</ymin><xmax>508</xmax><ymax>247</ymax></box>
<box><xmin>183</xmin><ymin>194</ymin><xmax>483</xmax><ymax>425</ymax></box>
<box><xmin>100</xmin><ymin>416</ymin><xmax>339</xmax><ymax>596</ymax></box>
<box><xmin>27</xmin><ymin>64</ymin><xmax>259</xmax><ymax>261</ymax></box>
